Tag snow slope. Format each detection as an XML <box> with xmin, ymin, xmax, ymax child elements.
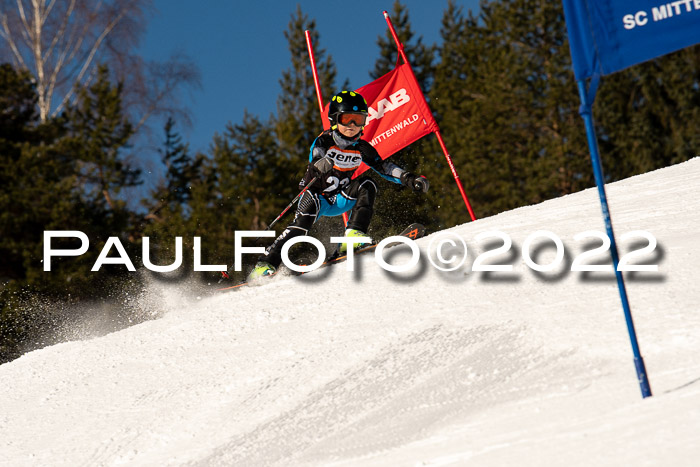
<box><xmin>1</xmin><ymin>159</ymin><xmax>700</xmax><ymax>466</ymax></box>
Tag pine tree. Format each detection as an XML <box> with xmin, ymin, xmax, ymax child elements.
<box><xmin>61</xmin><ymin>65</ymin><xmax>140</xmax><ymax>212</ymax></box>
<box><xmin>0</xmin><ymin>64</ymin><xmax>77</xmax><ymax>288</ymax></box>
<box><xmin>424</xmin><ymin>0</ymin><xmax>470</xmax><ymax>228</ymax></box>
<box><xmin>184</xmin><ymin>112</ymin><xmax>297</xmax><ymax>282</ymax></box>
<box><xmin>144</xmin><ymin>117</ymin><xmax>203</xmax><ymax>221</ymax></box>
<box><xmin>368</xmin><ymin>1</ymin><xmax>441</xmax><ymax>236</ymax></box>
<box><xmin>217</xmin><ymin>113</ymin><xmax>295</xmax><ymax>232</ymax></box>
<box><xmin>595</xmin><ymin>45</ymin><xmax>700</xmax><ymax>180</ymax></box>
<box><xmin>372</xmin><ymin>0</ymin><xmax>436</xmax><ymax>89</ymax></box>
<box><xmin>431</xmin><ymin>0</ymin><xmax>593</xmax><ymax>220</ymax></box>
<box><xmin>0</xmin><ymin>64</ymin><xmax>58</xmax><ymax>283</ymax></box>
<box><xmin>137</xmin><ymin>118</ymin><xmax>204</xmax><ymax>268</ymax></box>
<box><xmin>0</xmin><ymin>63</ymin><xmax>40</xmax><ymax>281</ymax></box>
<box><xmin>274</xmin><ymin>6</ymin><xmax>339</xmax><ymax>163</ymax></box>
<box><xmin>1</xmin><ymin>63</ymin><xmax>142</xmax><ymax>363</ymax></box>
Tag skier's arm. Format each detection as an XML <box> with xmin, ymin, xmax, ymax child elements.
<box><xmin>308</xmin><ymin>135</ymin><xmax>334</xmax><ymax>175</ymax></box>
<box><xmin>376</xmin><ymin>160</ymin><xmax>405</xmax><ymax>184</ymax></box>
<box><xmin>299</xmin><ymin>134</ymin><xmax>334</xmax><ymax>191</ymax></box>
<box><xmin>359</xmin><ymin>141</ymin><xmax>403</xmax><ymax>183</ymax></box>
<box><xmin>299</xmin><ymin>136</ymin><xmax>327</xmax><ymax>190</ymax></box>
<box><xmin>360</xmin><ymin>141</ymin><xmax>430</xmax><ymax>193</ymax></box>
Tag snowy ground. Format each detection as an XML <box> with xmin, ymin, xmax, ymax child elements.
<box><xmin>1</xmin><ymin>159</ymin><xmax>699</xmax><ymax>466</ymax></box>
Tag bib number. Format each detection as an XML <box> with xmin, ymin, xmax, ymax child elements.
<box><xmin>324</xmin><ymin>176</ymin><xmax>350</xmax><ymax>193</ymax></box>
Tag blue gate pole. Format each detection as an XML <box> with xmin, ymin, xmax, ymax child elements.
<box><xmin>576</xmin><ymin>78</ymin><xmax>652</xmax><ymax>399</ymax></box>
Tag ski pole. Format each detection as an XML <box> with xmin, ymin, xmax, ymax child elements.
<box><xmin>257</xmin><ymin>176</ymin><xmax>317</xmax><ymax>238</ymax></box>
<box><xmin>219</xmin><ymin>177</ymin><xmax>317</xmax><ymax>282</ymax></box>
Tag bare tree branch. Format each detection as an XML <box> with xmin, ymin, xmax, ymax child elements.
<box><xmin>1</xmin><ymin>0</ymin><xmax>201</xmax><ymax>170</ymax></box>
<box><xmin>0</xmin><ymin>0</ymin><xmax>153</xmax><ymax>121</ymax></box>
<box><xmin>53</xmin><ymin>8</ymin><xmax>125</xmax><ymax>116</ymax></box>
<box><xmin>0</xmin><ymin>10</ymin><xmax>27</xmax><ymax>68</ymax></box>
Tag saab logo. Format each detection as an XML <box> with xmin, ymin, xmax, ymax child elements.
<box><xmin>327</xmin><ymin>149</ymin><xmax>362</xmax><ymax>170</ymax></box>
<box><xmin>367</xmin><ymin>89</ymin><xmax>410</xmax><ymax>123</ymax></box>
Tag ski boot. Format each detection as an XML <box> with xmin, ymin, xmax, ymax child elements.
<box><xmin>248</xmin><ymin>261</ymin><xmax>276</xmax><ymax>281</ymax></box>
<box><xmin>338</xmin><ymin>229</ymin><xmax>372</xmax><ymax>255</ymax></box>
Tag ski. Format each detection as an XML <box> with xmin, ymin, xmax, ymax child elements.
<box><xmin>216</xmin><ymin>270</ymin><xmax>278</xmax><ymax>291</ymax></box>
<box><xmin>308</xmin><ymin>222</ymin><xmax>426</xmax><ymax>271</ymax></box>
<box><xmin>216</xmin><ymin>223</ymin><xmax>425</xmax><ymax>291</ymax></box>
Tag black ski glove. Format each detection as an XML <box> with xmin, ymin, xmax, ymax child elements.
<box><xmin>400</xmin><ymin>172</ymin><xmax>430</xmax><ymax>193</ymax></box>
<box><xmin>313</xmin><ymin>156</ymin><xmax>334</xmax><ymax>175</ymax></box>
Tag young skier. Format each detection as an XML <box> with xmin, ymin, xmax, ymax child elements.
<box><xmin>248</xmin><ymin>90</ymin><xmax>429</xmax><ymax>280</ymax></box>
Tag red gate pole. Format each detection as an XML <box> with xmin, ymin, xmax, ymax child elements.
<box><xmin>305</xmin><ymin>30</ymin><xmax>350</xmax><ymax>226</ymax></box>
<box><xmin>383</xmin><ymin>11</ymin><xmax>476</xmax><ymax>221</ymax></box>
<box><xmin>305</xmin><ymin>30</ymin><xmax>326</xmax><ymax>124</ymax></box>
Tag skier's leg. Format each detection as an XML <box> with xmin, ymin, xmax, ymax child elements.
<box><xmin>257</xmin><ymin>191</ymin><xmax>320</xmax><ymax>270</ymax></box>
<box><xmin>344</xmin><ymin>177</ymin><xmax>378</xmax><ymax>233</ymax></box>
<box><xmin>333</xmin><ymin>177</ymin><xmax>377</xmax><ymax>255</ymax></box>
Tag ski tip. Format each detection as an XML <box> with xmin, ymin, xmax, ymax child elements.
<box><xmin>402</xmin><ymin>223</ymin><xmax>426</xmax><ymax>240</ymax></box>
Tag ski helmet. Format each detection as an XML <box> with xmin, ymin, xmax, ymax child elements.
<box><xmin>328</xmin><ymin>90</ymin><xmax>369</xmax><ymax>129</ymax></box>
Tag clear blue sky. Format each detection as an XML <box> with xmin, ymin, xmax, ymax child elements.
<box><xmin>137</xmin><ymin>1</ymin><xmax>480</xmax><ymax>155</ymax></box>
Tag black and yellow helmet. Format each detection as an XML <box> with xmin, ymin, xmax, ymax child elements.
<box><xmin>328</xmin><ymin>90</ymin><xmax>368</xmax><ymax>129</ymax></box>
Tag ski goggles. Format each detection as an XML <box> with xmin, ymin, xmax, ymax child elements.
<box><xmin>337</xmin><ymin>112</ymin><xmax>367</xmax><ymax>127</ymax></box>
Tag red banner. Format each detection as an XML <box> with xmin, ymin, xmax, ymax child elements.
<box><xmin>324</xmin><ymin>64</ymin><xmax>438</xmax><ymax>175</ymax></box>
